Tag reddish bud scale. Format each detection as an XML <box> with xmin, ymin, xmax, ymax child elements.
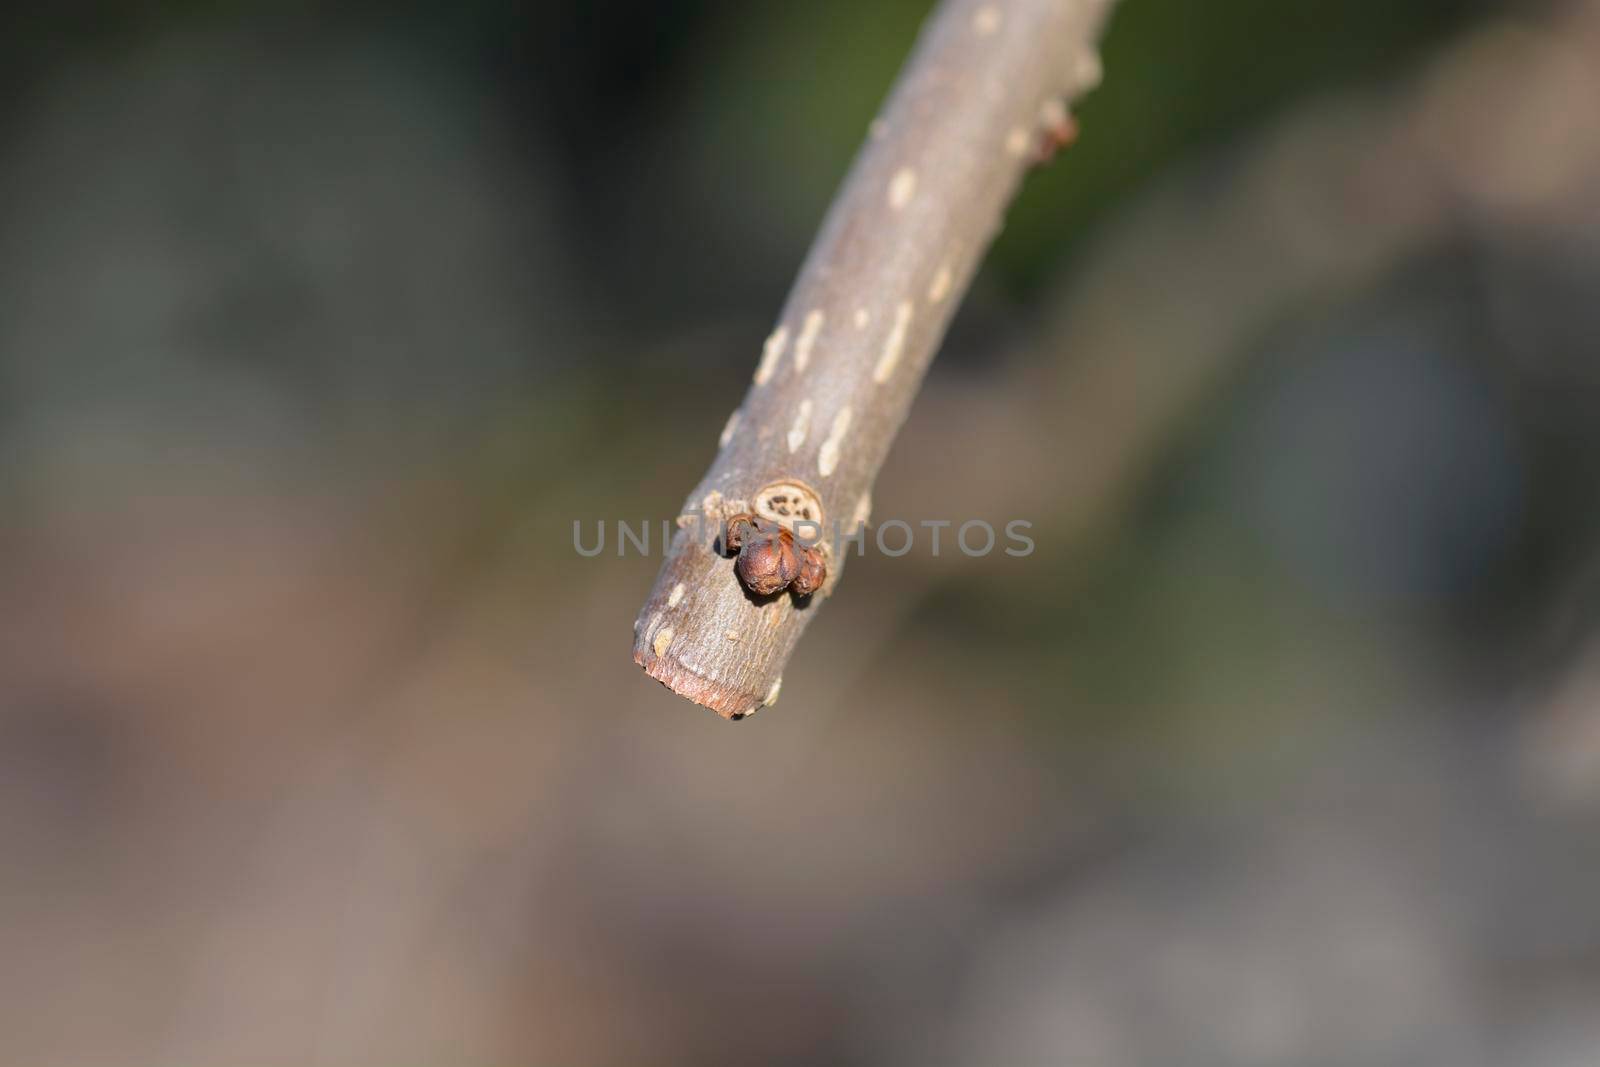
<box><xmin>725</xmin><ymin>514</ymin><xmax>826</xmax><ymax>598</ymax></box>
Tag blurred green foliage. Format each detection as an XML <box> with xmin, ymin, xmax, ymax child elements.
<box><xmin>5</xmin><ymin>0</ymin><xmax>1481</xmax><ymax>296</ymax></box>
<box><xmin>1012</xmin><ymin>0</ymin><xmax>1481</xmax><ymax>283</ymax></box>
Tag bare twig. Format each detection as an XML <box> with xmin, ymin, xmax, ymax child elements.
<box><xmin>632</xmin><ymin>0</ymin><xmax>1116</xmax><ymax>718</ymax></box>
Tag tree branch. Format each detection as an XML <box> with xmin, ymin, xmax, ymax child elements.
<box><xmin>633</xmin><ymin>0</ymin><xmax>1117</xmax><ymax>718</ymax></box>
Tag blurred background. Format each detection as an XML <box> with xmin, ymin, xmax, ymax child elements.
<box><xmin>4</xmin><ymin>0</ymin><xmax>1600</xmax><ymax>1063</ymax></box>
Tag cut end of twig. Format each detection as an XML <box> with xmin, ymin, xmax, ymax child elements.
<box><xmin>633</xmin><ymin>643</ymin><xmax>763</xmax><ymax>720</ymax></box>
<box><xmin>632</xmin><ymin>530</ymin><xmax>800</xmax><ymax>719</ymax></box>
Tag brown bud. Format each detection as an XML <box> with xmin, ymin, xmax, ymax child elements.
<box><xmin>790</xmin><ymin>545</ymin><xmax>827</xmax><ymax>597</ymax></box>
<box><xmin>735</xmin><ymin>528</ymin><xmax>799</xmax><ymax>596</ymax></box>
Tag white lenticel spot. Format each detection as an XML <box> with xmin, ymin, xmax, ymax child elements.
<box><xmin>754</xmin><ymin>325</ymin><xmax>788</xmax><ymax>384</ymax></box>
<box><xmin>1075</xmin><ymin>50</ymin><xmax>1104</xmax><ymax>91</ymax></box>
<box><xmin>929</xmin><ymin>264</ymin><xmax>953</xmax><ymax>304</ymax></box>
<box><xmin>873</xmin><ymin>301</ymin><xmax>914</xmax><ymax>384</ymax></box>
<box><xmin>668</xmin><ymin>582</ymin><xmax>685</xmax><ymax>608</ymax></box>
<box><xmin>973</xmin><ymin>5</ymin><xmax>1002</xmax><ymax>35</ymax></box>
<box><xmin>787</xmin><ymin>398</ymin><xmax>813</xmax><ymax>453</ymax></box>
<box><xmin>653</xmin><ymin>626</ymin><xmax>674</xmax><ymax>659</ymax></box>
<box><xmin>1005</xmin><ymin>127</ymin><xmax>1031</xmax><ymax>157</ymax></box>
<box><xmin>853</xmin><ymin>493</ymin><xmax>872</xmax><ymax>529</ymax></box>
<box><xmin>818</xmin><ymin>407</ymin><xmax>853</xmax><ymax>477</ymax></box>
<box><xmin>719</xmin><ymin>410</ymin><xmax>740</xmax><ymax>447</ymax></box>
<box><xmin>888</xmin><ymin>167</ymin><xmax>918</xmax><ymax>210</ymax></box>
<box><xmin>794</xmin><ymin>309</ymin><xmax>824</xmax><ymax>373</ymax></box>
<box><xmin>765</xmin><ymin>676</ymin><xmax>783</xmax><ymax>706</ymax></box>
